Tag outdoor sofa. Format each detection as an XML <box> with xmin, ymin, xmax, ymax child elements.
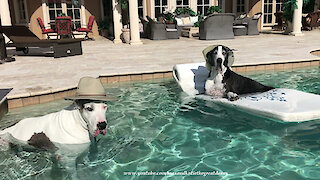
<box><xmin>199</xmin><ymin>13</ymin><xmax>235</xmax><ymax>40</ymax></box>
<box><xmin>175</xmin><ymin>13</ymin><xmax>198</xmax><ymax>36</ymax></box>
<box><xmin>0</xmin><ymin>25</ymin><xmax>83</xmax><ymax>58</ymax></box>
<box><xmin>145</xmin><ymin>16</ymin><xmax>178</xmax><ymax>40</ymax></box>
<box><xmin>233</xmin><ymin>13</ymin><xmax>262</xmax><ymax>35</ymax></box>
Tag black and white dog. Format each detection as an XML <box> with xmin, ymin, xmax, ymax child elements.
<box><xmin>204</xmin><ymin>45</ymin><xmax>274</xmax><ymax>101</ymax></box>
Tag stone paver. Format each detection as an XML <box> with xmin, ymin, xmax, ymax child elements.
<box><xmin>0</xmin><ymin>30</ymin><xmax>319</xmax><ymax>98</ymax></box>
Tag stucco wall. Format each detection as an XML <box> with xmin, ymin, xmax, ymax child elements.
<box><xmin>249</xmin><ymin>0</ymin><xmax>262</xmax><ymax>30</ymax></box>
<box><xmin>27</xmin><ymin>0</ymin><xmax>43</xmax><ymax>39</ymax></box>
<box><xmin>84</xmin><ymin>0</ymin><xmax>101</xmax><ymax>37</ymax></box>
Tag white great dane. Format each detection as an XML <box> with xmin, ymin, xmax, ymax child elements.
<box><xmin>0</xmin><ymin>77</ymin><xmax>116</xmax><ymax>176</ymax></box>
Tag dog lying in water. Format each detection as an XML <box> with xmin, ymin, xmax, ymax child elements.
<box><xmin>204</xmin><ymin>45</ymin><xmax>274</xmax><ymax>101</ymax></box>
<box><xmin>0</xmin><ymin>77</ymin><xmax>116</xmax><ymax>177</ymax></box>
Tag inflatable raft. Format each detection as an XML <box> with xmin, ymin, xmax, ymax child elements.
<box><xmin>173</xmin><ymin>62</ymin><xmax>320</xmax><ymax>122</ymax></box>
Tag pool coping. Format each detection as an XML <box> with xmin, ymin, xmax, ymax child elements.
<box><xmin>3</xmin><ymin>58</ymin><xmax>320</xmax><ymax>110</ymax></box>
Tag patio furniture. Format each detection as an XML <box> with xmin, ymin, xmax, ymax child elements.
<box><xmin>76</xmin><ymin>15</ymin><xmax>95</xmax><ymax>40</ymax></box>
<box><xmin>37</xmin><ymin>17</ymin><xmax>56</xmax><ymax>39</ymax></box>
<box><xmin>243</xmin><ymin>12</ymin><xmax>262</xmax><ymax>35</ymax></box>
<box><xmin>166</xmin><ymin>24</ymin><xmax>179</xmax><ymax>39</ymax></box>
<box><xmin>303</xmin><ymin>10</ymin><xmax>320</xmax><ymax>30</ymax></box>
<box><xmin>233</xmin><ymin>25</ymin><xmax>247</xmax><ymax>36</ymax></box>
<box><xmin>175</xmin><ymin>13</ymin><xmax>198</xmax><ymax>36</ymax></box>
<box><xmin>146</xmin><ymin>16</ymin><xmax>167</xmax><ymax>40</ymax></box>
<box><xmin>0</xmin><ymin>25</ymin><xmax>83</xmax><ymax>58</ymax></box>
<box><xmin>55</xmin><ymin>16</ymin><xmax>74</xmax><ymax>39</ymax></box>
<box><xmin>181</xmin><ymin>27</ymin><xmax>199</xmax><ymax>38</ymax></box>
<box><xmin>233</xmin><ymin>13</ymin><xmax>248</xmax><ymax>36</ymax></box>
<box><xmin>199</xmin><ymin>13</ymin><xmax>235</xmax><ymax>40</ymax></box>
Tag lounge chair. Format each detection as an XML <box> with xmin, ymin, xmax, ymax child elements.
<box><xmin>199</xmin><ymin>13</ymin><xmax>235</xmax><ymax>40</ymax></box>
<box><xmin>0</xmin><ymin>25</ymin><xmax>82</xmax><ymax>58</ymax></box>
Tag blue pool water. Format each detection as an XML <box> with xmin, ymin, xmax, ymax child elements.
<box><xmin>1</xmin><ymin>67</ymin><xmax>320</xmax><ymax>180</ymax></box>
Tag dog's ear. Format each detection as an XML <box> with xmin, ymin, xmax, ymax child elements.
<box><xmin>205</xmin><ymin>51</ymin><xmax>216</xmax><ymax>71</ymax></box>
<box><xmin>222</xmin><ymin>46</ymin><xmax>234</xmax><ymax>67</ymax></box>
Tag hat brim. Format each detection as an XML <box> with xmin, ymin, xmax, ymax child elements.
<box><xmin>64</xmin><ymin>95</ymin><xmax>118</xmax><ymax>101</ymax></box>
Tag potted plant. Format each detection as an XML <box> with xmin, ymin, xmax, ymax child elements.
<box><xmin>174</xmin><ymin>7</ymin><xmax>196</xmax><ymax>16</ymax></box>
<box><xmin>206</xmin><ymin>6</ymin><xmax>222</xmax><ymax>15</ymax></box>
<box><xmin>163</xmin><ymin>12</ymin><xmax>175</xmax><ymax>24</ymax></box>
<box><xmin>193</xmin><ymin>12</ymin><xmax>204</xmax><ymax>27</ymax></box>
<box><xmin>98</xmin><ymin>19</ymin><xmax>110</xmax><ymax>37</ymax></box>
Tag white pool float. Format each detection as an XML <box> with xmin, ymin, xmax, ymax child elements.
<box><xmin>173</xmin><ymin>62</ymin><xmax>320</xmax><ymax>122</ymax></box>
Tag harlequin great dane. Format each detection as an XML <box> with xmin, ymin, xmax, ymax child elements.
<box><xmin>204</xmin><ymin>45</ymin><xmax>274</xmax><ymax>101</ymax></box>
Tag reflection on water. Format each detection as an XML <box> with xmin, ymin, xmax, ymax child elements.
<box><xmin>0</xmin><ymin>67</ymin><xmax>320</xmax><ymax>179</ymax></box>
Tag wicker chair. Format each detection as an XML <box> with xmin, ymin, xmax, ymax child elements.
<box><xmin>199</xmin><ymin>13</ymin><xmax>235</xmax><ymax>40</ymax></box>
<box><xmin>146</xmin><ymin>16</ymin><xmax>167</xmax><ymax>40</ymax></box>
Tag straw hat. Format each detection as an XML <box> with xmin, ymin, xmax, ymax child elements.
<box><xmin>202</xmin><ymin>45</ymin><xmax>235</xmax><ymax>70</ymax></box>
<box><xmin>65</xmin><ymin>77</ymin><xmax>117</xmax><ymax>101</ymax></box>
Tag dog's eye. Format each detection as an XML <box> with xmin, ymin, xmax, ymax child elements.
<box><xmin>222</xmin><ymin>51</ymin><xmax>226</xmax><ymax>55</ymax></box>
<box><xmin>86</xmin><ymin>107</ymin><xmax>94</xmax><ymax>112</ymax></box>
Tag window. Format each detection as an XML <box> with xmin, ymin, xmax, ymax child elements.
<box><xmin>17</xmin><ymin>0</ymin><xmax>27</xmax><ymax>23</ymax></box>
<box><xmin>155</xmin><ymin>0</ymin><xmax>168</xmax><ymax>18</ymax></box>
<box><xmin>66</xmin><ymin>0</ymin><xmax>81</xmax><ymax>29</ymax></box>
<box><xmin>236</xmin><ymin>0</ymin><xmax>245</xmax><ymax>13</ymax></box>
<box><xmin>48</xmin><ymin>0</ymin><xmax>82</xmax><ymax>29</ymax></box>
<box><xmin>197</xmin><ymin>0</ymin><xmax>210</xmax><ymax>15</ymax></box>
<box><xmin>276</xmin><ymin>0</ymin><xmax>283</xmax><ymax>12</ymax></box>
<box><xmin>263</xmin><ymin>0</ymin><xmax>273</xmax><ymax>24</ymax></box>
<box><xmin>138</xmin><ymin>0</ymin><xmax>144</xmax><ymax>18</ymax></box>
<box><xmin>176</xmin><ymin>0</ymin><xmax>189</xmax><ymax>8</ymax></box>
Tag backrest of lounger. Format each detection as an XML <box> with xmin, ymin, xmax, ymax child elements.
<box><xmin>0</xmin><ymin>25</ymin><xmax>40</xmax><ymax>43</ymax></box>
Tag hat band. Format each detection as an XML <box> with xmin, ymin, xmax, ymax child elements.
<box><xmin>78</xmin><ymin>94</ymin><xmax>107</xmax><ymax>97</ymax></box>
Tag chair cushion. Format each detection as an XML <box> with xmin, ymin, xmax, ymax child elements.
<box><xmin>233</xmin><ymin>25</ymin><xmax>246</xmax><ymax>29</ymax></box>
<box><xmin>166</xmin><ymin>28</ymin><xmax>178</xmax><ymax>32</ymax></box>
<box><xmin>77</xmin><ymin>28</ymin><xmax>90</xmax><ymax>32</ymax></box>
<box><xmin>181</xmin><ymin>17</ymin><xmax>191</xmax><ymax>25</ymax></box>
<box><xmin>190</xmin><ymin>16</ymin><xmax>198</xmax><ymax>24</ymax></box>
<box><xmin>43</xmin><ymin>29</ymin><xmax>55</xmax><ymax>33</ymax></box>
<box><xmin>175</xmin><ymin>17</ymin><xmax>183</xmax><ymax>26</ymax></box>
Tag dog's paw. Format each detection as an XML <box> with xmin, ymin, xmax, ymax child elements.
<box><xmin>227</xmin><ymin>92</ymin><xmax>239</xmax><ymax>101</ymax></box>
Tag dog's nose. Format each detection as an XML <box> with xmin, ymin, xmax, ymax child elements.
<box><xmin>217</xmin><ymin>58</ymin><xmax>222</xmax><ymax>65</ymax></box>
<box><xmin>97</xmin><ymin>122</ymin><xmax>107</xmax><ymax>130</ymax></box>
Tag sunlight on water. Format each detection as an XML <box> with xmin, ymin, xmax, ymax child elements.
<box><xmin>0</xmin><ymin>67</ymin><xmax>320</xmax><ymax>180</ymax></box>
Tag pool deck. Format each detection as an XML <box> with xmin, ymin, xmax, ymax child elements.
<box><xmin>0</xmin><ymin>30</ymin><xmax>320</xmax><ymax>101</ymax></box>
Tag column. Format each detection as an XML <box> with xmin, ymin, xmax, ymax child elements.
<box><xmin>129</xmin><ymin>0</ymin><xmax>143</xmax><ymax>45</ymax></box>
<box><xmin>100</xmin><ymin>0</ymin><xmax>105</xmax><ymax>20</ymax></box>
<box><xmin>81</xmin><ymin>0</ymin><xmax>87</xmax><ymax>28</ymax></box>
<box><xmin>291</xmin><ymin>0</ymin><xmax>303</xmax><ymax>36</ymax></box>
<box><xmin>112</xmin><ymin>0</ymin><xmax>122</xmax><ymax>44</ymax></box>
<box><xmin>42</xmin><ymin>0</ymin><xmax>49</xmax><ymax>28</ymax></box>
<box><xmin>0</xmin><ymin>0</ymin><xmax>12</xmax><ymax>26</ymax></box>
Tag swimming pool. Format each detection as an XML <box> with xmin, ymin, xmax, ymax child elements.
<box><xmin>1</xmin><ymin>67</ymin><xmax>320</xmax><ymax>179</ymax></box>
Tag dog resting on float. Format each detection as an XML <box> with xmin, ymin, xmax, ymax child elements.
<box><xmin>173</xmin><ymin>45</ymin><xmax>320</xmax><ymax>122</ymax></box>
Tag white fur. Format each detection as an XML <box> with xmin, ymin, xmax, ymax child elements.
<box><xmin>205</xmin><ymin>46</ymin><xmax>227</xmax><ymax>98</ymax></box>
<box><xmin>0</xmin><ymin>102</ymin><xmax>107</xmax><ymax>145</ymax></box>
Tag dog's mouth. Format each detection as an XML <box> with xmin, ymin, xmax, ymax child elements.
<box><xmin>93</xmin><ymin>122</ymin><xmax>108</xmax><ymax>137</ymax></box>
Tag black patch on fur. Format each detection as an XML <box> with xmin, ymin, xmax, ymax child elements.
<box><xmin>223</xmin><ymin>68</ymin><xmax>274</xmax><ymax>95</ymax></box>
<box><xmin>27</xmin><ymin>132</ymin><xmax>58</xmax><ymax>152</ymax></box>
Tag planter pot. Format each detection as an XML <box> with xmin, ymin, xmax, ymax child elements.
<box><xmin>99</xmin><ymin>29</ymin><xmax>109</xmax><ymax>37</ymax></box>
<box><xmin>284</xmin><ymin>21</ymin><xmax>293</xmax><ymax>34</ymax></box>
<box><xmin>121</xmin><ymin>28</ymin><xmax>130</xmax><ymax>44</ymax></box>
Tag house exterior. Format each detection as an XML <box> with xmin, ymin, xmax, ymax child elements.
<box><xmin>0</xmin><ymin>0</ymin><xmax>319</xmax><ymax>42</ymax></box>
